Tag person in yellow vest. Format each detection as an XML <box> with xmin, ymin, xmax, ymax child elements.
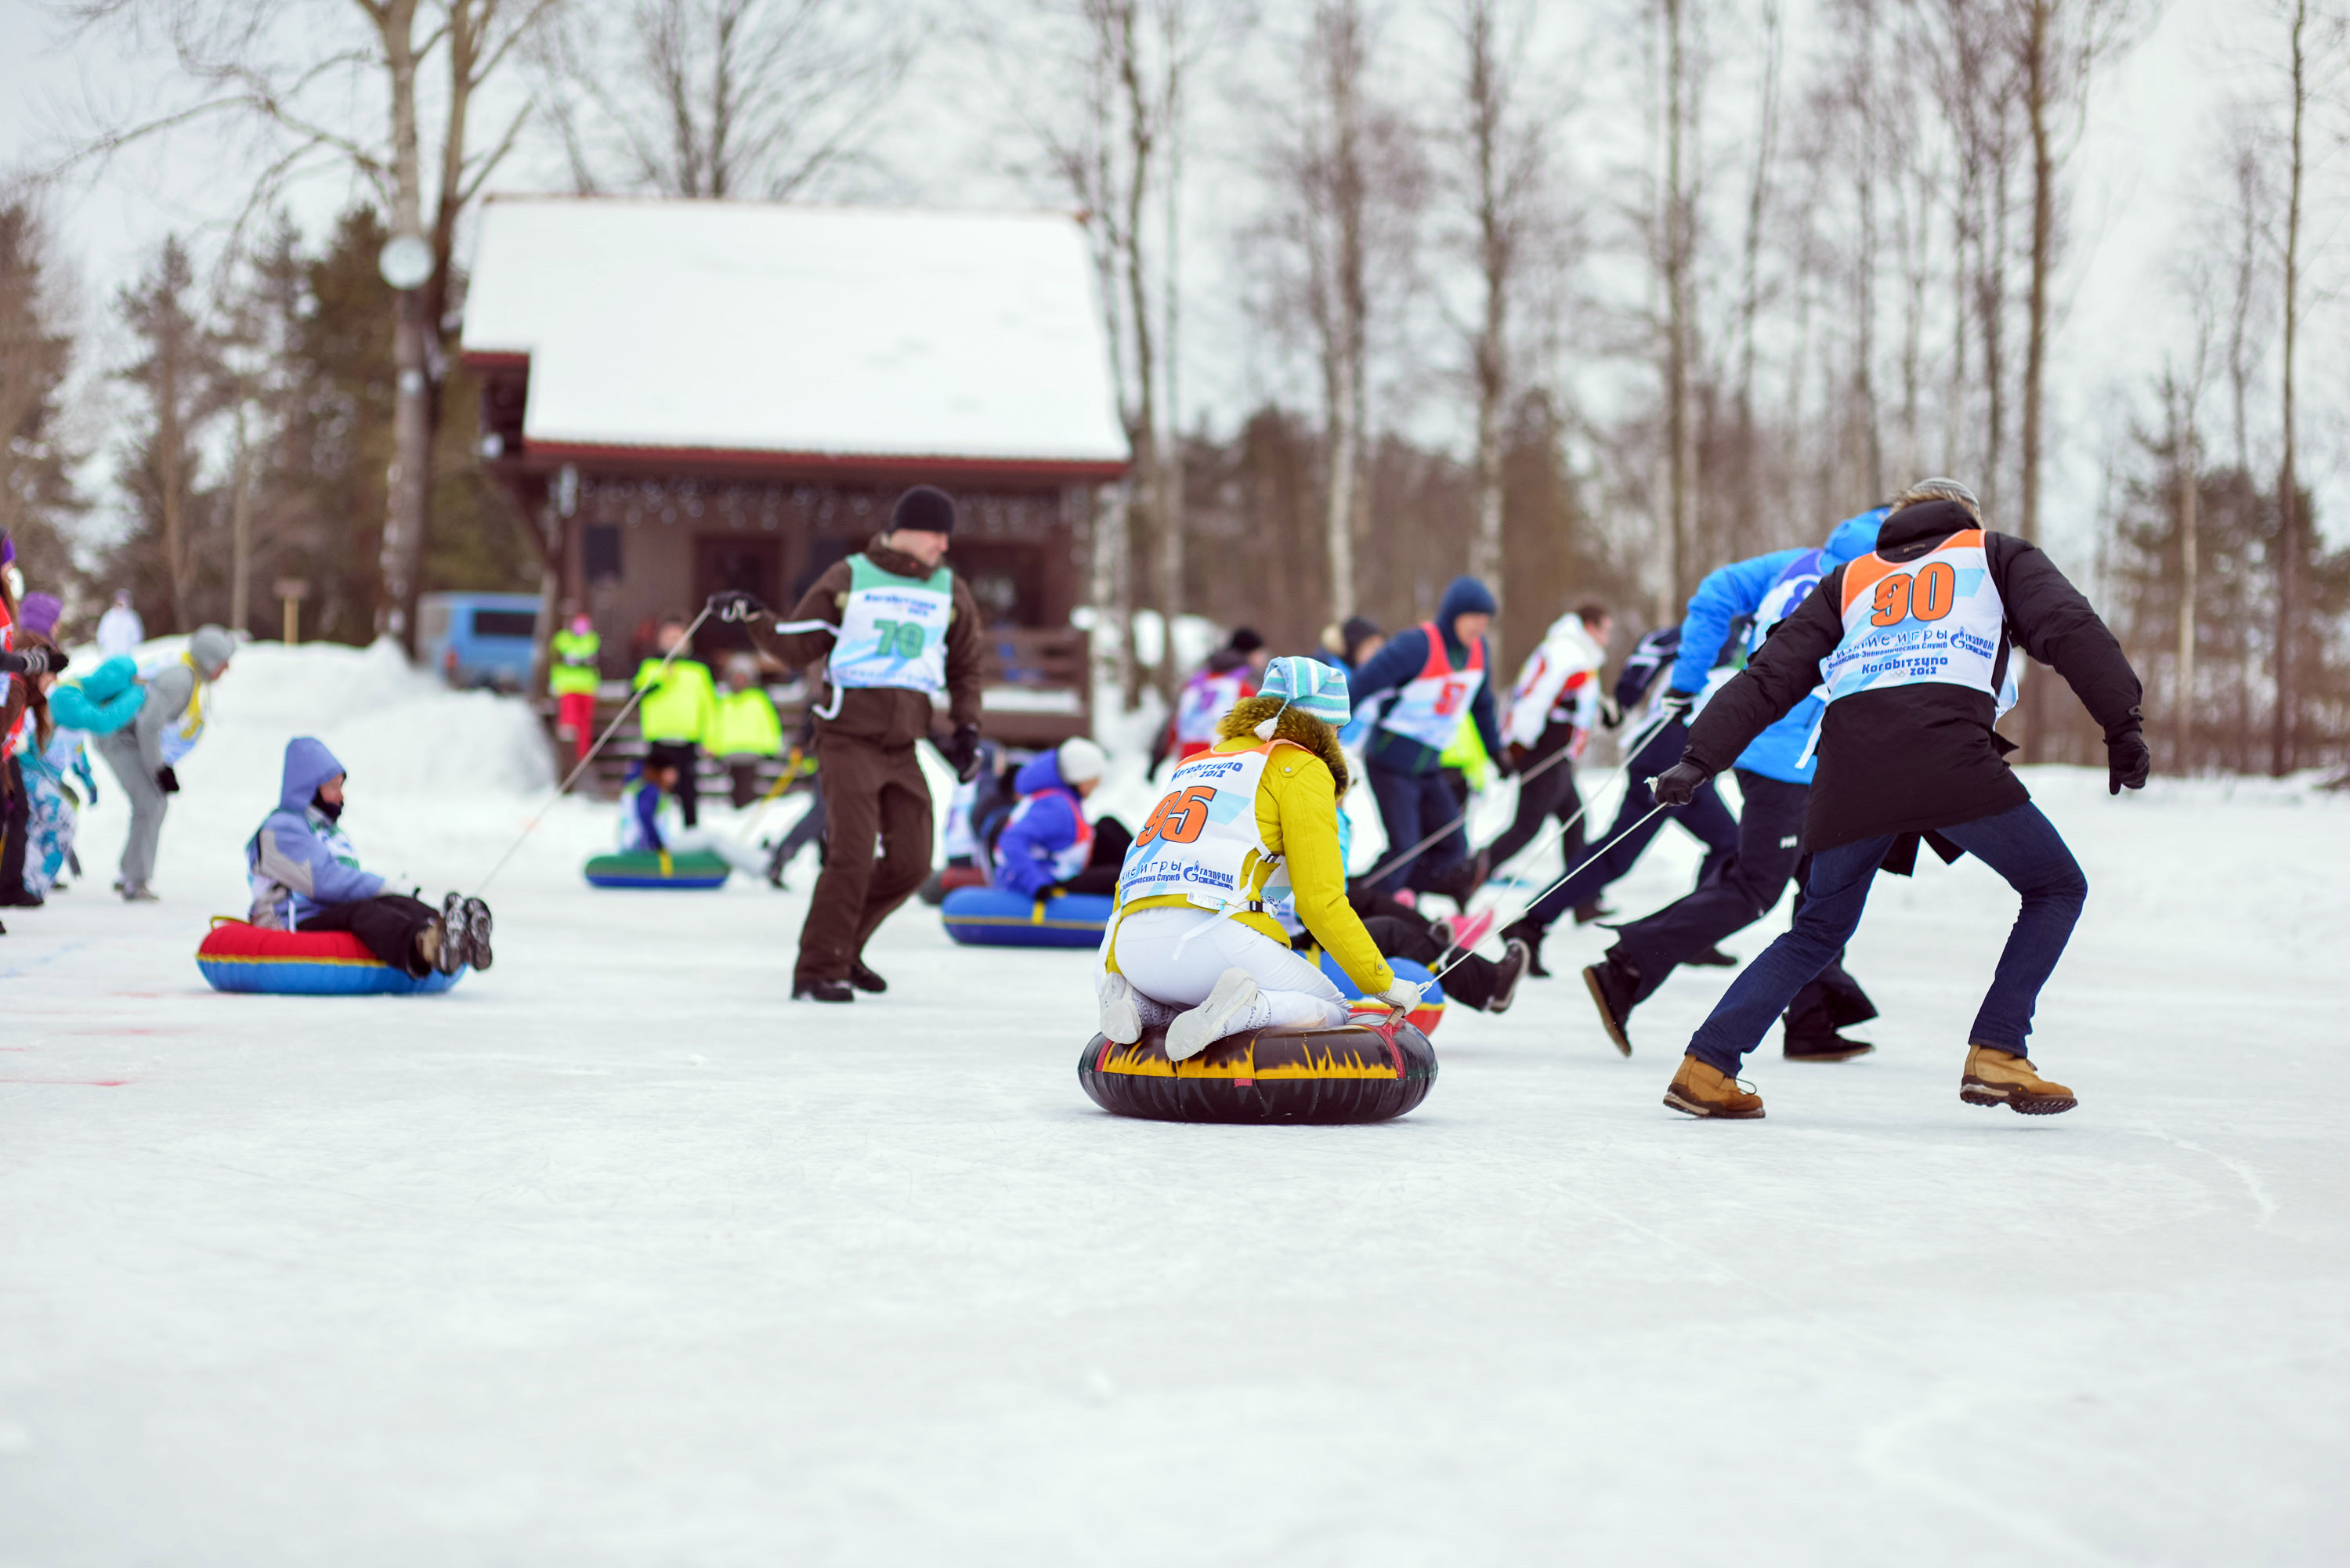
<box><xmin>632</xmin><ymin>617</ymin><xmax>718</xmax><ymax>826</ymax></box>
<box><xmin>711</xmin><ymin>654</ymin><xmax>785</xmax><ymax>807</ymax></box>
<box><xmin>548</xmin><ymin>610</ymin><xmax>602</xmax><ymax>767</ymax></box>
<box><xmin>1098</xmin><ymin>657</ymin><xmax>1417</xmax><ymax>1061</ymax></box>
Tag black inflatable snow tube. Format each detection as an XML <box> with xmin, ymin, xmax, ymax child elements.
<box><xmin>1078</xmin><ymin>1019</ymin><xmax>1437</xmax><ymax>1125</ymax></box>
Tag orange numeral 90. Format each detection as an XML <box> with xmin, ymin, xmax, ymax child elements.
<box><xmin>1869</xmin><ymin>561</ymin><xmax>1958</xmax><ymax>627</ymax></box>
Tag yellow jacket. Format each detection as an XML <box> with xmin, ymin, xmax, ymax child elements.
<box><xmin>709</xmin><ymin>687</ymin><xmax>783</xmax><ymax>757</ymax></box>
<box><xmin>1118</xmin><ymin>720</ymin><xmax>1394</xmax><ymax>995</ymax></box>
<box><xmin>632</xmin><ymin>657</ymin><xmax>717</xmax><ymax>745</ymax></box>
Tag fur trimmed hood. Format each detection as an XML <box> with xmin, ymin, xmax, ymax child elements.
<box><xmin>1218</xmin><ymin>695</ymin><xmax>1350</xmax><ymax>797</ymax></box>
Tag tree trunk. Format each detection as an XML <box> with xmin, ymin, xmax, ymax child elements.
<box><xmin>2176</xmin><ymin>403</ymin><xmax>2197</xmax><ymax>772</ymax></box>
<box><xmin>2017</xmin><ymin>0</ymin><xmax>2054</xmax><ymax>761</ymax></box>
<box><xmin>2274</xmin><ymin>0</ymin><xmax>2306</xmax><ymax>777</ymax></box>
<box><xmin>1661</xmin><ymin>0</ymin><xmax>1694</xmax><ymax>620</ymax></box>
<box><xmin>1466</xmin><ymin>0</ymin><xmax>1509</xmax><ymax>643</ymax></box>
<box><xmin>229</xmin><ymin>405</ymin><xmax>254</xmax><ymax>636</ymax></box>
<box><xmin>376</xmin><ymin>0</ymin><xmax>430</xmax><ymax>653</ymax></box>
<box><xmin>1322</xmin><ymin>2</ymin><xmax>1366</xmax><ymax>625</ymax></box>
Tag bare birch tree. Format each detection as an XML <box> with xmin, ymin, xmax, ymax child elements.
<box><xmin>61</xmin><ymin>0</ymin><xmax>555</xmax><ymax>650</ymax></box>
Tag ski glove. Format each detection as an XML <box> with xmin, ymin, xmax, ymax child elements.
<box><xmin>942</xmin><ymin>723</ymin><xmax>984</xmax><ymax>783</ymax></box>
<box><xmin>2106</xmin><ymin>729</ymin><xmax>2151</xmax><ymax>795</ymax></box>
<box><xmin>1657</xmin><ymin>689</ymin><xmax>1697</xmax><ymax>724</ymax></box>
<box><xmin>709</xmin><ymin>591</ymin><xmax>769</xmax><ymax>624</ymax></box>
<box><xmin>1651</xmin><ymin>759</ymin><xmax>1708</xmax><ymax>809</ymax></box>
<box><xmin>1597</xmin><ymin>694</ymin><xmax>1624</xmax><ymax>730</ymax></box>
<box><xmin>0</xmin><ymin>645</ymin><xmax>64</xmax><ymax>677</ymax></box>
<box><xmin>156</xmin><ymin>765</ymin><xmax>181</xmax><ymax>795</ymax></box>
<box><xmin>1372</xmin><ymin>978</ymin><xmax>1424</xmax><ymax>1010</ymax></box>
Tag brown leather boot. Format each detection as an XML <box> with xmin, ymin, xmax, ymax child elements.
<box><xmin>1663</xmin><ymin>1055</ymin><xmax>1765</xmax><ymax>1119</ymax></box>
<box><xmin>1961</xmin><ymin>1045</ymin><xmax>2077</xmax><ymax>1115</ymax></box>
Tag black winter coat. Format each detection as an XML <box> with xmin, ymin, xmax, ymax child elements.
<box><xmin>1683</xmin><ymin>500</ymin><xmax>2143</xmax><ymax>856</ymax></box>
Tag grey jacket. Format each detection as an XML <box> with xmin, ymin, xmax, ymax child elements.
<box><xmin>129</xmin><ymin>664</ymin><xmax>197</xmax><ymax>775</ymax></box>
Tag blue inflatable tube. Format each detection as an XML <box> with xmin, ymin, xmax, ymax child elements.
<box><xmin>941</xmin><ymin>887</ymin><xmax>1114</xmax><ymax>949</ymax></box>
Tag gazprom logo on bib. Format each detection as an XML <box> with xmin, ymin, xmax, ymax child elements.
<box><xmin>1180</xmin><ymin>865</ymin><xmax>1236</xmax><ymax>890</ymax></box>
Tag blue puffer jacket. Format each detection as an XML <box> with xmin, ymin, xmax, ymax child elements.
<box><xmin>1348</xmin><ymin>576</ymin><xmax>1506</xmax><ymax>775</ymax></box>
<box><xmin>244</xmin><ymin>737</ymin><xmax>385</xmax><ymax>926</ymax></box>
<box><xmin>47</xmin><ymin>656</ymin><xmax>146</xmax><ymax>735</ymax></box>
<box><xmin>992</xmin><ymin>752</ymin><xmax>1091</xmax><ymax>898</ymax></box>
<box><xmin>1666</xmin><ymin>508</ymin><xmax>1889</xmax><ymax>785</ymax></box>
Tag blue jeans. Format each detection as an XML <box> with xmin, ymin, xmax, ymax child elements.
<box><xmin>1365</xmin><ymin>764</ymin><xmax>1471</xmax><ymax>895</ymax></box>
<box><xmin>1683</xmin><ymin>801</ymin><xmax>2088</xmax><ymax>1075</ymax></box>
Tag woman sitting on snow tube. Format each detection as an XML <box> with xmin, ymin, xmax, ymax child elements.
<box><xmin>1099</xmin><ymin>656</ymin><xmax>1418</xmax><ymax>1060</ymax></box>
<box><xmin>246</xmin><ymin>736</ymin><xmax>492</xmax><ymax>978</ymax></box>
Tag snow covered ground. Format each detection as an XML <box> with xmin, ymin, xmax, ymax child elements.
<box><xmin>4</xmin><ymin>643</ymin><xmax>2347</xmax><ymax>1565</ymax></box>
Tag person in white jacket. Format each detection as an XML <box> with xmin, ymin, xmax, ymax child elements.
<box><xmin>1484</xmin><ymin>602</ymin><xmax>1612</xmax><ymax>876</ymax></box>
<box><xmin>96</xmin><ymin>591</ymin><xmax>144</xmax><ymax>660</ymax></box>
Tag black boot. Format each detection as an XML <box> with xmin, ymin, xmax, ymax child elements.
<box><xmin>1486</xmin><ymin>939</ymin><xmax>1532</xmax><ymax>1014</ymax></box>
<box><xmin>1501</xmin><ymin>918</ymin><xmax>1549</xmax><ymax>978</ymax></box>
<box><xmin>1426</xmin><ymin>850</ymin><xmax>1490</xmax><ymax>909</ymax></box>
<box><xmin>848</xmin><ymin>960</ymin><xmax>888</xmax><ymax>995</ymax></box>
<box><xmin>1687</xmin><ymin>945</ymin><xmax>1738</xmax><ymax>968</ymax></box>
<box><xmin>1572</xmin><ymin>899</ymin><xmax>1613</xmax><ymax>925</ymax></box>
<box><xmin>1581</xmin><ymin>954</ymin><xmax>1640</xmax><ymax>1057</ymax></box>
<box><xmin>794</xmin><ymin>977</ymin><xmax>855</xmax><ymax>1003</ymax></box>
<box><xmin>1784</xmin><ymin>1031</ymin><xmax>1875</xmax><ymax>1062</ymax></box>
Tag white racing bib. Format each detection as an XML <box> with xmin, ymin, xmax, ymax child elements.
<box><xmin>1174</xmin><ymin>669</ymin><xmax>1251</xmax><ymax>746</ymax></box>
<box><xmin>1115</xmin><ymin>744</ymin><xmax>1284</xmax><ymax>914</ymax></box>
<box><xmin>1379</xmin><ymin>622</ymin><xmax>1486</xmax><ymax>750</ymax></box>
<box><xmin>1822</xmin><ymin>529</ymin><xmax>2014</xmax><ymax>713</ymax></box>
<box><xmin>829</xmin><ymin>554</ymin><xmax>953</xmax><ymax>692</ymax></box>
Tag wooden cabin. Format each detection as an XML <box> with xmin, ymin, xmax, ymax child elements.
<box><xmin>460</xmin><ymin>197</ymin><xmax>1128</xmax><ymax>788</ymax></box>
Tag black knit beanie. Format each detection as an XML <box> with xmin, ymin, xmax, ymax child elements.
<box><xmin>891</xmin><ymin>486</ymin><xmax>956</xmax><ymax>535</ymax></box>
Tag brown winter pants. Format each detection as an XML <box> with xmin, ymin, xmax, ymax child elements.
<box><xmin>794</xmin><ymin>732</ymin><xmax>933</xmax><ymax>984</ymax></box>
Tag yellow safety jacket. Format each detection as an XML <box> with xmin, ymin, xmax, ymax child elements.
<box><xmin>1441</xmin><ymin>717</ymin><xmax>1494</xmax><ymax>791</ymax></box>
<box><xmin>632</xmin><ymin>658</ymin><xmax>717</xmax><ymax>745</ymax></box>
<box><xmin>549</xmin><ymin>627</ymin><xmax>601</xmax><ymax>696</ymax></box>
<box><xmin>1112</xmin><ymin>732</ymin><xmax>1394</xmax><ymax>995</ymax></box>
<box><xmin>709</xmin><ymin>688</ymin><xmax>783</xmax><ymax>757</ymax></box>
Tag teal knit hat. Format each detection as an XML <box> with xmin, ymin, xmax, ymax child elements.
<box><xmin>1253</xmin><ymin>656</ymin><xmax>1352</xmax><ymax>739</ymax></box>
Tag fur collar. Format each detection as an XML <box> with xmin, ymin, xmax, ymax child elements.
<box><xmin>1218</xmin><ymin>696</ymin><xmax>1350</xmax><ymax>797</ymax></box>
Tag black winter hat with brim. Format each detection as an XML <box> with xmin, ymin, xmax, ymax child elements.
<box><xmin>891</xmin><ymin>485</ymin><xmax>957</xmax><ymax>535</ymax></box>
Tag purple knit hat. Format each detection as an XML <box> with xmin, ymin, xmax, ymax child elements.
<box><xmin>19</xmin><ymin>591</ymin><xmax>62</xmax><ymax>639</ymax></box>
<box><xmin>0</xmin><ymin>531</ymin><xmax>13</xmax><ymax>568</ymax></box>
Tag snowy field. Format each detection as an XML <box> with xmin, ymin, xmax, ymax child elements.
<box><xmin>4</xmin><ymin>643</ymin><xmax>2348</xmax><ymax>1566</ymax></box>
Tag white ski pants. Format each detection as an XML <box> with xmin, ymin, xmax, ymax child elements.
<box><xmin>1112</xmin><ymin>906</ymin><xmax>1350</xmax><ymax>1031</ymax></box>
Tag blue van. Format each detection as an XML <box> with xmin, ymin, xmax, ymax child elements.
<box><xmin>417</xmin><ymin>592</ymin><xmax>544</xmax><ymax>690</ymax></box>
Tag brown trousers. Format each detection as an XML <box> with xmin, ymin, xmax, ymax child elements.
<box><xmin>795</xmin><ymin>732</ymin><xmax>933</xmax><ymax>983</ymax></box>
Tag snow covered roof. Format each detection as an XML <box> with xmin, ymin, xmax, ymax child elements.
<box><xmin>462</xmin><ymin>197</ymin><xmax>1130</xmax><ymax>475</ymax></box>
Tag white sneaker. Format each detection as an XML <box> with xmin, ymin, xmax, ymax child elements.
<box><xmin>1166</xmin><ymin>967</ymin><xmax>1263</xmax><ymax>1062</ymax></box>
<box><xmin>1098</xmin><ymin>973</ymin><xmax>1143</xmax><ymax>1044</ymax></box>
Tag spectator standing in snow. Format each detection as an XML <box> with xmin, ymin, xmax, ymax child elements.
<box><xmin>1579</xmin><ymin>511</ymin><xmax>1890</xmax><ymax>1063</ymax></box>
<box><xmin>618</xmin><ymin>757</ymin><xmax>772</xmax><ymax>880</ymax></box>
<box><xmin>96</xmin><ymin>591</ymin><xmax>144</xmax><ymax>660</ymax></box>
<box><xmin>92</xmin><ymin>623</ymin><xmax>235</xmax><ymax>901</ymax></box>
<box><xmin>548</xmin><ymin>609</ymin><xmax>602</xmax><ymax>768</ymax></box>
<box><xmin>246</xmin><ymin>737</ymin><xmax>491</xmax><ymax>977</ymax></box>
<box><xmin>26</xmin><ymin>629</ymin><xmax>143</xmax><ymax>902</ymax></box>
<box><xmin>1152</xmin><ymin>628</ymin><xmax>1269</xmax><ymax>774</ymax></box>
<box><xmin>1</xmin><ymin>575</ymin><xmax>69</xmax><ymax>910</ymax></box>
<box><xmin>711</xmin><ymin>654</ymin><xmax>784</xmax><ymax>807</ymax></box>
<box><xmin>632</xmin><ymin>617</ymin><xmax>718</xmax><ymax>826</ymax></box>
<box><xmin>749</xmin><ymin>486</ymin><xmax>985</xmax><ymax>1002</ymax></box>
<box><xmin>1346</xmin><ymin>576</ymin><xmax>1511</xmax><ymax>902</ymax></box>
<box><xmin>1650</xmin><ymin>478</ymin><xmax>2149</xmax><ymax>1119</ymax></box>
<box><xmin>1486</xmin><ymin>602</ymin><xmax>1612</xmax><ymax>876</ymax></box>
<box><xmin>990</xmin><ymin>738</ymin><xmax>1130</xmax><ymax>899</ymax></box>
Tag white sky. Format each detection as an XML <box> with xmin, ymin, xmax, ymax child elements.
<box><xmin>3</xmin><ymin>0</ymin><xmax>2343</xmax><ymax>556</ymax></box>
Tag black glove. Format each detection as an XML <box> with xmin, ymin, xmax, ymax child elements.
<box><xmin>156</xmin><ymin>765</ymin><xmax>182</xmax><ymax>795</ymax></box>
<box><xmin>1650</xmin><ymin>759</ymin><xmax>1708</xmax><ymax>808</ymax></box>
<box><xmin>1505</xmin><ymin>742</ymin><xmax>1529</xmax><ymax>773</ymax></box>
<box><xmin>942</xmin><ymin>723</ymin><xmax>983</xmax><ymax>783</ymax></box>
<box><xmin>709</xmin><ymin>590</ymin><xmax>769</xmax><ymax>624</ymax></box>
<box><xmin>1658</xmin><ymin>689</ymin><xmax>1697</xmax><ymax>724</ymax></box>
<box><xmin>1597</xmin><ymin>693</ymin><xmax>1623</xmax><ymax>729</ymax></box>
<box><xmin>1</xmin><ymin>645</ymin><xmax>62</xmax><ymax>677</ymax></box>
<box><xmin>2106</xmin><ymin>728</ymin><xmax>2150</xmax><ymax>795</ymax></box>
